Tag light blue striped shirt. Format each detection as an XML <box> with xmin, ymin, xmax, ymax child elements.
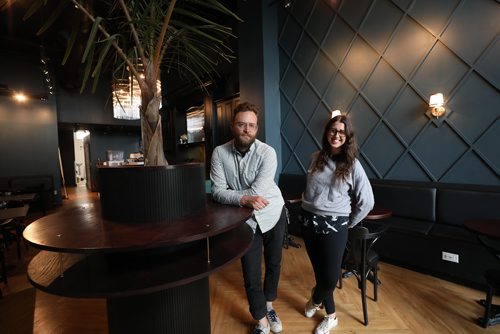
<box><xmin>210</xmin><ymin>139</ymin><xmax>284</xmax><ymax>233</ymax></box>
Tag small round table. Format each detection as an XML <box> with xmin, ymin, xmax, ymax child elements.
<box><xmin>364</xmin><ymin>205</ymin><xmax>392</xmax><ymax>221</ymax></box>
<box><xmin>464</xmin><ymin>220</ymin><xmax>500</xmax><ymax>239</ymax></box>
<box><xmin>23</xmin><ymin>197</ymin><xmax>253</xmax><ymax>334</ymax></box>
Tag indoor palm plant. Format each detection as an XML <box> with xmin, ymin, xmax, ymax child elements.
<box><xmin>1</xmin><ymin>0</ymin><xmax>239</xmax><ymax>166</ymax></box>
<box><xmin>1</xmin><ymin>0</ymin><xmax>240</xmax><ymax>221</ymax></box>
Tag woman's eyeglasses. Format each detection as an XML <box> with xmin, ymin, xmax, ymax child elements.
<box><xmin>328</xmin><ymin>128</ymin><xmax>346</xmax><ymax>138</ymax></box>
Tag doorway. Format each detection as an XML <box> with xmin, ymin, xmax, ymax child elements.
<box><xmin>74</xmin><ymin>130</ymin><xmax>90</xmax><ymax>187</ymax></box>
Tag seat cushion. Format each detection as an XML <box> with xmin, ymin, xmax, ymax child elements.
<box><xmin>381</xmin><ymin>217</ymin><xmax>434</xmax><ymax>235</ymax></box>
<box><xmin>429</xmin><ymin>224</ymin><xmax>478</xmax><ymax>243</ymax></box>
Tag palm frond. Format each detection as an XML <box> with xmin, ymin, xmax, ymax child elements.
<box><xmin>82</xmin><ymin>16</ymin><xmax>103</xmax><ymax>63</ymax></box>
<box><xmin>92</xmin><ymin>34</ymin><xmax>119</xmax><ymax>78</ymax></box>
<box><xmin>36</xmin><ymin>1</ymin><xmax>68</xmax><ymax>35</ymax></box>
<box><xmin>62</xmin><ymin>19</ymin><xmax>81</xmax><ymax>65</ymax></box>
<box><xmin>23</xmin><ymin>0</ymin><xmax>45</xmax><ymax>20</ymax></box>
<box><xmin>80</xmin><ymin>43</ymin><xmax>95</xmax><ymax>93</ymax></box>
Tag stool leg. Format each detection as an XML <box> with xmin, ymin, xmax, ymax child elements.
<box><xmin>1</xmin><ymin>248</ymin><xmax>7</xmax><ymax>285</ymax></box>
<box><xmin>361</xmin><ymin>276</ymin><xmax>368</xmax><ymax>325</ymax></box>
<box><xmin>483</xmin><ymin>286</ymin><xmax>494</xmax><ymax>328</ymax></box>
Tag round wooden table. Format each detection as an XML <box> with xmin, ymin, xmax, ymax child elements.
<box><xmin>464</xmin><ymin>220</ymin><xmax>500</xmax><ymax>239</ymax></box>
<box><xmin>364</xmin><ymin>204</ymin><xmax>392</xmax><ymax>221</ymax></box>
<box><xmin>23</xmin><ymin>197</ymin><xmax>253</xmax><ymax>334</ymax></box>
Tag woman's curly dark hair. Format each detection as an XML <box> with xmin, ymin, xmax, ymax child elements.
<box><xmin>311</xmin><ymin>115</ymin><xmax>358</xmax><ymax>181</ymax></box>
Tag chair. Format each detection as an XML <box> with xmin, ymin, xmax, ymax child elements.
<box><xmin>1</xmin><ymin>200</ymin><xmax>27</xmax><ymax>259</ymax></box>
<box><xmin>342</xmin><ymin>224</ymin><xmax>387</xmax><ymax>325</ymax></box>
<box><xmin>1</xmin><ymin>221</ymin><xmax>10</xmax><ymax>286</ymax></box>
<box><xmin>282</xmin><ymin>202</ymin><xmax>301</xmax><ymax>249</ymax></box>
<box><xmin>477</xmin><ymin>235</ymin><xmax>500</xmax><ymax>327</ymax></box>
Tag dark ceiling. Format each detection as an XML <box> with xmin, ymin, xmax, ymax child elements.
<box><xmin>0</xmin><ymin>1</ymin><xmax>239</xmax><ymax>97</ymax></box>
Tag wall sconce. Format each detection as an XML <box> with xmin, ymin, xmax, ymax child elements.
<box><xmin>13</xmin><ymin>92</ymin><xmax>28</xmax><ymax>102</ymax></box>
<box><xmin>331</xmin><ymin>109</ymin><xmax>341</xmax><ymax>118</ymax></box>
<box><xmin>429</xmin><ymin>93</ymin><xmax>445</xmax><ymax>118</ymax></box>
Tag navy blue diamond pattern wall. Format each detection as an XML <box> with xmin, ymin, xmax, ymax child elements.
<box><xmin>278</xmin><ymin>0</ymin><xmax>499</xmax><ymax>185</ymax></box>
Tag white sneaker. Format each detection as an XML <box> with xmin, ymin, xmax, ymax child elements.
<box><xmin>314</xmin><ymin>315</ymin><xmax>338</xmax><ymax>334</ymax></box>
<box><xmin>252</xmin><ymin>322</ymin><xmax>270</xmax><ymax>334</ymax></box>
<box><xmin>266</xmin><ymin>309</ymin><xmax>282</xmax><ymax>333</ymax></box>
<box><xmin>305</xmin><ymin>288</ymin><xmax>323</xmax><ymax>318</ymax></box>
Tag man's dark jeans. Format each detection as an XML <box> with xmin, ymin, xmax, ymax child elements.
<box><xmin>241</xmin><ymin>207</ymin><xmax>286</xmax><ymax>320</ymax></box>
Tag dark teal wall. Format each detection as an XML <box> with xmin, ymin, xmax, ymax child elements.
<box><xmin>0</xmin><ymin>49</ymin><xmax>141</xmax><ymax>200</ymax></box>
<box><xmin>0</xmin><ymin>52</ymin><xmax>61</xmax><ymax>199</ymax></box>
<box><xmin>277</xmin><ymin>0</ymin><xmax>499</xmax><ymax>185</ymax></box>
<box><xmin>238</xmin><ymin>0</ymin><xmax>283</xmax><ymax>174</ymax></box>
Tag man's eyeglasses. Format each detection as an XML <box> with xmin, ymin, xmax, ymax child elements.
<box><xmin>235</xmin><ymin>122</ymin><xmax>258</xmax><ymax>131</ymax></box>
<box><xmin>328</xmin><ymin>128</ymin><xmax>346</xmax><ymax>138</ymax></box>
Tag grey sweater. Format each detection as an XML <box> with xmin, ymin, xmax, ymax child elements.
<box><xmin>301</xmin><ymin>151</ymin><xmax>374</xmax><ymax>227</ymax></box>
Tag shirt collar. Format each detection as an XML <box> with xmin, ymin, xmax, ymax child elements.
<box><xmin>232</xmin><ymin>140</ymin><xmax>256</xmax><ymax>157</ymax></box>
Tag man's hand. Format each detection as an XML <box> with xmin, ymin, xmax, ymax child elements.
<box><xmin>240</xmin><ymin>195</ymin><xmax>269</xmax><ymax>210</ymax></box>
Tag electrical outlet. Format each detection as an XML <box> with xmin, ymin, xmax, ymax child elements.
<box><xmin>442</xmin><ymin>251</ymin><xmax>459</xmax><ymax>263</ymax></box>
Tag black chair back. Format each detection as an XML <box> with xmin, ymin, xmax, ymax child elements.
<box><xmin>343</xmin><ymin>224</ymin><xmax>387</xmax><ymax>325</ymax></box>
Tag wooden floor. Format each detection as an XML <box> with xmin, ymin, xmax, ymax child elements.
<box><xmin>1</xmin><ymin>185</ymin><xmax>500</xmax><ymax>333</ymax></box>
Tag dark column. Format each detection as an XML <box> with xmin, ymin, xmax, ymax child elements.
<box><xmin>238</xmin><ymin>0</ymin><xmax>282</xmax><ymax>176</ymax></box>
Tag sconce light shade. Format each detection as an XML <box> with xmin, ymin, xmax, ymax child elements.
<box><xmin>331</xmin><ymin>109</ymin><xmax>341</xmax><ymax>118</ymax></box>
<box><xmin>429</xmin><ymin>93</ymin><xmax>445</xmax><ymax>118</ymax></box>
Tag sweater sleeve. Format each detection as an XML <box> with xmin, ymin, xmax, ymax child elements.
<box><xmin>349</xmin><ymin>160</ymin><xmax>374</xmax><ymax>227</ymax></box>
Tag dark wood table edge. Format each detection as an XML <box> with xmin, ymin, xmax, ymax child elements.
<box><xmin>23</xmin><ymin>198</ymin><xmax>253</xmax><ymax>253</ymax></box>
<box><xmin>464</xmin><ymin>220</ymin><xmax>500</xmax><ymax>239</ymax></box>
<box><xmin>364</xmin><ymin>205</ymin><xmax>392</xmax><ymax>221</ymax></box>
<box><xmin>23</xmin><ymin>196</ymin><xmax>254</xmax><ymax>334</ymax></box>
<box><xmin>27</xmin><ymin>223</ymin><xmax>254</xmax><ymax>298</ymax></box>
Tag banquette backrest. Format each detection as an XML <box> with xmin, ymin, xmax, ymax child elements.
<box><xmin>371</xmin><ymin>183</ymin><xmax>436</xmax><ymax>222</ymax></box>
<box><xmin>437</xmin><ymin>186</ymin><xmax>500</xmax><ymax>226</ymax></box>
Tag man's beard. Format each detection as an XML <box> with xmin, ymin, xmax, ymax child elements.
<box><xmin>234</xmin><ymin>134</ymin><xmax>255</xmax><ymax>151</ymax></box>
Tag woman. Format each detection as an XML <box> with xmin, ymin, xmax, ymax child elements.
<box><xmin>301</xmin><ymin>115</ymin><xmax>374</xmax><ymax>334</ymax></box>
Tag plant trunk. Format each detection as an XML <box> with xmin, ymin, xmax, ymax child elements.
<box><xmin>141</xmin><ymin>93</ymin><xmax>168</xmax><ymax>166</ymax></box>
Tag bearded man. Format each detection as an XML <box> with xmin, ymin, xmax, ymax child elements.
<box><xmin>210</xmin><ymin>102</ymin><xmax>286</xmax><ymax>334</ymax></box>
